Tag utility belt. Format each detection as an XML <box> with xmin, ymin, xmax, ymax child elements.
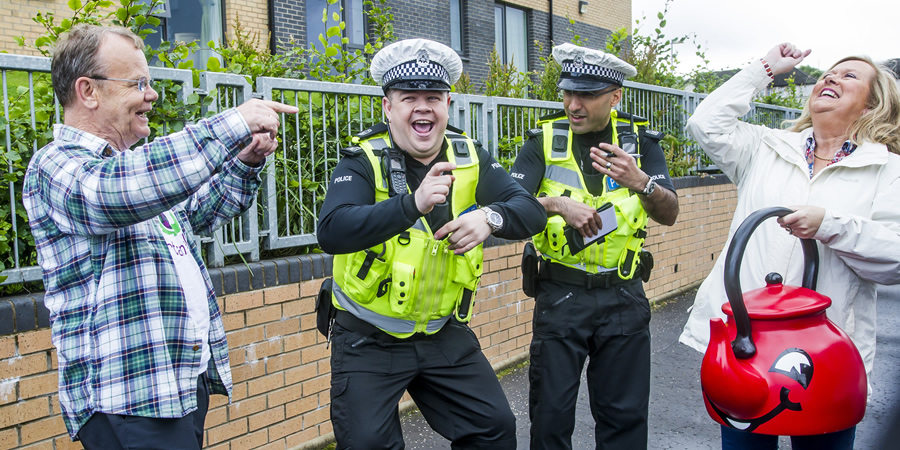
<box><xmin>520</xmin><ymin>242</ymin><xmax>653</xmax><ymax>296</ymax></box>
<box><xmin>538</xmin><ymin>259</ymin><xmax>639</xmax><ymax>290</ymax></box>
<box><xmin>335</xmin><ymin>309</ymin><xmax>452</xmax><ymax>344</ymax></box>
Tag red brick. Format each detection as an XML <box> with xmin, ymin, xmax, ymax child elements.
<box><xmin>17</xmin><ymin>329</ymin><xmax>53</xmax><ymax>355</ymax></box>
<box><xmin>20</xmin><ymin>415</ymin><xmax>67</xmax><ymax>445</ymax></box>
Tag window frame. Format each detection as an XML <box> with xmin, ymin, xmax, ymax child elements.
<box><xmin>494</xmin><ymin>3</ymin><xmax>528</xmax><ymax>72</ymax></box>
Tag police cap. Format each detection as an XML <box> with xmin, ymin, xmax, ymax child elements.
<box><xmin>370</xmin><ymin>39</ymin><xmax>463</xmax><ymax>93</ymax></box>
<box><xmin>553</xmin><ymin>42</ymin><xmax>637</xmax><ymax>91</ymax></box>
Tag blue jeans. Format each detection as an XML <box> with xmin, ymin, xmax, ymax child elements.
<box><xmin>720</xmin><ymin>424</ymin><xmax>856</xmax><ymax>450</ymax></box>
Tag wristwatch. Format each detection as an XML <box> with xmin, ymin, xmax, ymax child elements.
<box><xmin>637</xmin><ymin>177</ymin><xmax>657</xmax><ymax>196</ymax></box>
<box><xmin>481</xmin><ymin>206</ymin><xmax>503</xmax><ymax>233</ymax></box>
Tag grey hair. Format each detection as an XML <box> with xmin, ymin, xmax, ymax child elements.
<box><xmin>51</xmin><ymin>24</ymin><xmax>144</xmax><ymax>108</ymax></box>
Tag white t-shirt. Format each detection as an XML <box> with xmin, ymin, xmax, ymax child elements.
<box><xmin>156</xmin><ymin>210</ymin><xmax>210</xmax><ymax>376</ymax></box>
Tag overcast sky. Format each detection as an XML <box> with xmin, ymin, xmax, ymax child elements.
<box><xmin>631</xmin><ymin>0</ymin><xmax>899</xmax><ymax>74</ymax></box>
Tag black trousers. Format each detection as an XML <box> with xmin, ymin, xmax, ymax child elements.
<box><xmin>329</xmin><ymin>317</ymin><xmax>517</xmax><ymax>450</ymax></box>
<box><xmin>77</xmin><ymin>373</ymin><xmax>210</xmax><ymax>450</ymax></box>
<box><xmin>529</xmin><ymin>278</ymin><xmax>651</xmax><ymax>450</ymax></box>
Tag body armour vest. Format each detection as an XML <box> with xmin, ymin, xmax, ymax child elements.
<box><xmin>331</xmin><ymin>128</ymin><xmax>484</xmax><ymax>338</ymax></box>
<box><xmin>532</xmin><ymin>110</ymin><xmax>650</xmax><ymax>279</ymax></box>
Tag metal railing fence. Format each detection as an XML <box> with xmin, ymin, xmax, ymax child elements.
<box><xmin>0</xmin><ymin>53</ymin><xmax>800</xmax><ymax>285</ymax></box>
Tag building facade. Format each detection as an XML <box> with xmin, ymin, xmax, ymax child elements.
<box><xmin>2</xmin><ymin>0</ymin><xmax>630</xmax><ymax>90</ymax></box>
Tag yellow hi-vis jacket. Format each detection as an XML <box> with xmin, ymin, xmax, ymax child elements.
<box><xmin>532</xmin><ymin>111</ymin><xmax>649</xmax><ymax>279</ymax></box>
<box><xmin>331</xmin><ymin>129</ymin><xmax>484</xmax><ymax>338</ymax></box>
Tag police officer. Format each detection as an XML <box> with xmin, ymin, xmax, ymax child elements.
<box><xmin>317</xmin><ymin>39</ymin><xmax>547</xmax><ymax>449</ymax></box>
<box><xmin>510</xmin><ymin>43</ymin><xmax>680</xmax><ymax>449</ymax></box>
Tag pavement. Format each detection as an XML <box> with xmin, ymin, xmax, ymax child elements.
<box><xmin>399</xmin><ymin>285</ymin><xmax>900</xmax><ymax>449</ymax></box>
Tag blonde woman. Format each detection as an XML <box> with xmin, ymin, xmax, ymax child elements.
<box><xmin>679</xmin><ymin>43</ymin><xmax>900</xmax><ymax>449</ymax></box>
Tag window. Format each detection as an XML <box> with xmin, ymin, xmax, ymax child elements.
<box><xmin>306</xmin><ymin>0</ymin><xmax>367</xmax><ymax>52</ymax></box>
<box><xmin>450</xmin><ymin>0</ymin><xmax>463</xmax><ymax>52</ymax></box>
<box><xmin>142</xmin><ymin>0</ymin><xmax>224</xmax><ymax>71</ymax></box>
<box><xmin>494</xmin><ymin>3</ymin><xmax>527</xmax><ymax>73</ymax></box>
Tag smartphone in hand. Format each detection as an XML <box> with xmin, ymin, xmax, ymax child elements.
<box><xmin>564</xmin><ymin>203</ymin><xmax>617</xmax><ymax>255</ymax></box>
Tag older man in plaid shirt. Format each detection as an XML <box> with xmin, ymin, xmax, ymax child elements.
<box><xmin>22</xmin><ymin>25</ymin><xmax>296</xmax><ymax>449</ymax></box>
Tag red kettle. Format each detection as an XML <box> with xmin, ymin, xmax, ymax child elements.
<box><xmin>700</xmin><ymin>207</ymin><xmax>866</xmax><ymax>435</ymax></box>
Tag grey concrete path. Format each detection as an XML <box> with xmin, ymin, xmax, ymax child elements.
<box><xmin>400</xmin><ymin>285</ymin><xmax>900</xmax><ymax>449</ymax></box>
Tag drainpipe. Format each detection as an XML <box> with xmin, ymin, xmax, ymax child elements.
<box><xmin>548</xmin><ymin>0</ymin><xmax>553</xmax><ymax>45</ymax></box>
<box><xmin>268</xmin><ymin>0</ymin><xmax>276</xmax><ymax>54</ymax></box>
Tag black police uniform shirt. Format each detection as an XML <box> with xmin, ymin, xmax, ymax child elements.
<box><xmin>509</xmin><ymin>118</ymin><xmax>676</xmax><ymax>198</ymax></box>
<box><xmin>317</xmin><ymin>139</ymin><xmax>547</xmax><ymax>256</ymax></box>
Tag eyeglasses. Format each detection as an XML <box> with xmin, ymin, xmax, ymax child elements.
<box><xmin>561</xmin><ymin>87</ymin><xmax>619</xmax><ymax>100</ymax></box>
<box><xmin>88</xmin><ymin>76</ymin><xmax>153</xmax><ymax>92</ymax></box>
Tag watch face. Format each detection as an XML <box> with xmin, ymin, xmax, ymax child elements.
<box><xmin>484</xmin><ymin>207</ymin><xmax>502</xmax><ymax>230</ymax></box>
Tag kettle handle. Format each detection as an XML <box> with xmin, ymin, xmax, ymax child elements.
<box><xmin>724</xmin><ymin>206</ymin><xmax>819</xmax><ymax>359</ymax></box>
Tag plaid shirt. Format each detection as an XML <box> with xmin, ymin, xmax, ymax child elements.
<box><xmin>23</xmin><ymin>109</ymin><xmax>257</xmax><ymax>438</ymax></box>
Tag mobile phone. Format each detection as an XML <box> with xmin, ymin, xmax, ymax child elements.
<box><xmin>564</xmin><ymin>203</ymin><xmax>617</xmax><ymax>255</ymax></box>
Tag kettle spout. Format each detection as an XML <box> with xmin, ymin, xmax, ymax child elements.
<box><xmin>701</xmin><ymin>318</ymin><xmax>769</xmax><ymax>418</ymax></box>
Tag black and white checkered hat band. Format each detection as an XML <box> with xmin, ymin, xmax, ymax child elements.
<box><xmin>561</xmin><ymin>61</ymin><xmax>625</xmax><ymax>85</ymax></box>
<box><xmin>382</xmin><ymin>61</ymin><xmax>450</xmax><ymax>87</ymax></box>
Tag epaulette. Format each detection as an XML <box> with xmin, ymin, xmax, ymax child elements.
<box><xmin>615</xmin><ymin>110</ymin><xmax>649</xmax><ymax>123</ymax></box>
<box><xmin>525</xmin><ymin>128</ymin><xmax>543</xmax><ymax>138</ymax></box>
<box><xmin>339</xmin><ymin>146</ymin><xmax>364</xmax><ymax>157</ymax></box>
<box><xmin>355</xmin><ymin>122</ymin><xmax>389</xmax><ymax>139</ymax></box>
<box><xmin>446</xmin><ymin>123</ymin><xmax>466</xmax><ymax>135</ymax></box>
<box><xmin>640</xmin><ymin>129</ymin><xmax>666</xmax><ymax>142</ymax></box>
<box><xmin>538</xmin><ymin>110</ymin><xmax>567</xmax><ymax>122</ymax></box>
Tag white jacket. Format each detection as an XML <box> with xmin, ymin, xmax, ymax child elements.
<box><xmin>678</xmin><ymin>61</ymin><xmax>900</xmax><ymax>385</ymax></box>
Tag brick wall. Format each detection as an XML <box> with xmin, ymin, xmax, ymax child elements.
<box><xmin>226</xmin><ymin>0</ymin><xmax>270</xmax><ymax>45</ymax></box>
<box><xmin>0</xmin><ymin>0</ymin><xmax>268</xmax><ymax>56</ymax></box>
<box><xmin>0</xmin><ymin>176</ymin><xmax>736</xmax><ymax>449</ymax></box>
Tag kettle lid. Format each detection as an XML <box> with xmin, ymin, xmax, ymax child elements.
<box><xmin>722</xmin><ymin>272</ymin><xmax>832</xmax><ymax>319</ymax></box>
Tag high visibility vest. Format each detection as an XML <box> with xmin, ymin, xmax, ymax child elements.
<box><xmin>331</xmin><ymin>128</ymin><xmax>484</xmax><ymax>338</ymax></box>
<box><xmin>532</xmin><ymin>110</ymin><xmax>649</xmax><ymax>279</ymax></box>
